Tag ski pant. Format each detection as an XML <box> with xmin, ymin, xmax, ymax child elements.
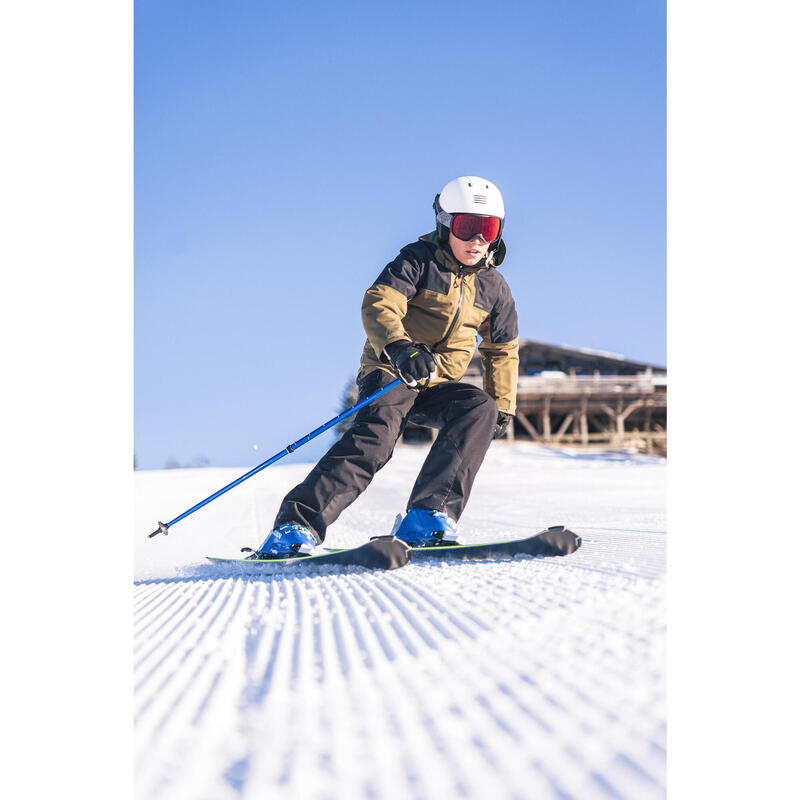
<box><xmin>274</xmin><ymin>369</ymin><xmax>499</xmax><ymax>542</ymax></box>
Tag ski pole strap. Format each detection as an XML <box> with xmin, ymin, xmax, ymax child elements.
<box><xmin>411</xmin><ymin>343</ymin><xmax>437</xmax><ymax>389</ymax></box>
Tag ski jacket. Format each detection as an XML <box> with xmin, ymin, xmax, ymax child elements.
<box><xmin>359</xmin><ymin>232</ymin><xmax>520</xmax><ymax>414</ymax></box>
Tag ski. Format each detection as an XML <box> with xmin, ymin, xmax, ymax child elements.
<box><xmin>407</xmin><ymin>525</ymin><xmax>581</xmax><ymax>562</ymax></box>
<box><xmin>207</xmin><ymin>526</ymin><xmax>580</xmax><ymax>570</ymax></box>
<box><xmin>207</xmin><ymin>536</ymin><xmax>410</xmax><ymax>571</ymax></box>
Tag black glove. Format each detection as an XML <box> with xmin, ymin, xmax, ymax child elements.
<box><xmin>384</xmin><ymin>340</ymin><xmax>438</xmax><ymax>386</ymax></box>
<box><xmin>493</xmin><ymin>411</ymin><xmax>512</xmax><ymax>440</ymax></box>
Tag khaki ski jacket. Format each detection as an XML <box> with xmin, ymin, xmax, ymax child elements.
<box><xmin>359</xmin><ymin>232</ymin><xmax>519</xmax><ymax>414</ymax></box>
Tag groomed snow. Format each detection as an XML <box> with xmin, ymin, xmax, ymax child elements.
<box><xmin>135</xmin><ymin>442</ymin><xmax>666</xmax><ymax>799</ymax></box>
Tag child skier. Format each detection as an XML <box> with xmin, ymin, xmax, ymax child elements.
<box><xmin>252</xmin><ymin>176</ymin><xmax>519</xmax><ymax>557</ymax></box>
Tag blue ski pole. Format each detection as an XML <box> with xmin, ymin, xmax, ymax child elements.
<box><xmin>147</xmin><ymin>377</ymin><xmax>403</xmax><ymax>538</ymax></box>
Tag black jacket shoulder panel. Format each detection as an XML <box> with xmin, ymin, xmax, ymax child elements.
<box><xmin>372</xmin><ymin>243</ymin><xmax>425</xmax><ymax>299</ymax></box>
<box><xmin>374</xmin><ymin>240</ymin><xmax>450</xmax><ymax>297</ymax></box>
<box><xmin>476</xmin><ymin>271</ymin><xmax>518</xmax><ymax>343</ymax></box>
<box><xmin>401</xmin><ymin>238</ymin><xmax>437</xmax><ymax>261</ymax></box>
<box><xmin>473</xmin><ymin>269</ymin><xmax>502</xmax><ymax>312</ymax></box>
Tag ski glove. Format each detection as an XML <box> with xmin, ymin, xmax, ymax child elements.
<box><xmin>384</xmin><ymin>340</ymin><xmax>438</xmax><ymax>387</ymax></box>
<box><xmin>493</xmin><ymin>411</ymin><xmax>512</xmax><ymax>440</ymax></box>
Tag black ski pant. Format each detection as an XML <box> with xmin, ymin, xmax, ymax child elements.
<box><xmin>274</xmin><ymin>369</ymin><xmax>498</xmax><ymax>542</ymax></box>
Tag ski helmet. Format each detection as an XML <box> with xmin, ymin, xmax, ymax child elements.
<box><xmin>433</xmin><ymin>176</ymin><xmax>505</xmax><ymax>249</ymax></box>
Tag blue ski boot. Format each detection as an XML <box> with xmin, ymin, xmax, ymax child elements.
<box><xmin>242</xmin><ymin>522</ymin><xmax>319</xmax><ymax>560</ymax></box>
<box><xmin>392</xmin><ymin>508</ymin><xmax>461</xmax><ymax>547</ymax></box>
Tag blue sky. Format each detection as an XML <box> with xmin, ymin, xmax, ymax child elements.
<box><xmin>135</xmin><ymin>0</ymin><xmax>665</xmax><ymax>469</ymax></box>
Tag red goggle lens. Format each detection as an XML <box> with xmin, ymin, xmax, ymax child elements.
<box><xmin>450</xmin><ymin>214</ymin><xmax>502</xmax><ymax>242</ymax></box>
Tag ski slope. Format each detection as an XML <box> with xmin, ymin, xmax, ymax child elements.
<box><xmin>134</xmin><ymin>443</ymin><xmax>666</xmax><ymax>799</ymax></box>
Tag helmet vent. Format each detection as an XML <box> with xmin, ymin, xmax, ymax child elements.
<box><xmin>473</xmin><ymin>195</ymin><xmax>487</xmax><ymax>204</ymax></box>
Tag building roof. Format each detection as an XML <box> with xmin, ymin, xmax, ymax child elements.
<box><xmin>468</xmin><ymin>339</ymin><xmax>666</xmax><ymax>375</ymax></box>
<box><xmin>520</xmin><ymin>339</ymin><xmax>666</xmax><ymax>372</ymax></box>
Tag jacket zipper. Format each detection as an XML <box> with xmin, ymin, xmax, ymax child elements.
<box><xmin>433</xmin><ymin>269</ymin><xmax>464</xmax><ymax>351</ymax></box>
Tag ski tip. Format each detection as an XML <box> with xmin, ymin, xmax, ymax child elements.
<box><xmin>545</xmin><ymin>525</ymin><xmax>582</xmax><ymax>553</ymax></box>
<box><xmin>562</xmin><ymin>527</ymin><xmax>581</xmax><ymax>553</ymax></box>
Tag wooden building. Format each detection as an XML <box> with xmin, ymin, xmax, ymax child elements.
<box><xmin>403</xmin><ymin>339</ymin><xmax>667</xmax><ymax>454</ymax></box>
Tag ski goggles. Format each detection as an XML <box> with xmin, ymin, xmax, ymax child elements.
<box><xmin>449</xmin><ymin>213</ymin><xmax>502</xmax><ymax>243</ymax></box>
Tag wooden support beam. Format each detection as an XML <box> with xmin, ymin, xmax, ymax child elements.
<box><xmin>572</xmin><ymin>410</ymin><xmax>581</xmax><ymax>439</ymax></box>
<box><xmin>587</xmin><ymin>413</ymin><xmax>612</xmax><ymax>433</ymax></box>
<box><xmin>580</xmin><ymin>396</ymin><xmax>588</xmax><ymax>445</ymax></box>
<box><xmin>506</xmin><ymin>412</ymin><xmax>515</xmax><ymax>441</ymax></box>
<box><xmin>514</xmin><ymin>412</ymin><xmax>541</xmax><ymax>441</ymax></box>
<box><xmin>596</xmin><ymin>403</ymin><xmax>619</xmax><ymax>444</ymax></box>
<box><xmin>614</xmin><ymin>398</ymin><xmax>624</xmax><ymax>446</ymax></box>
<box><xmin>552</xmin><ymin>412</ymin><xmax>574</xmax><ymax>444</ymax></box>
<box><xmin>620</xmin><ymin>399</ymin><xmax>646</xmax><ymax>422</ymax></box>
<box><xmin>543</xmin><ymin>396</ymin><xmax>552</xmax><ymax>442</ymax></box>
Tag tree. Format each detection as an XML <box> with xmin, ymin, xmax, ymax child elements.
<box><xmin>335</xmin><ymin>376</ymin><xmax>359</xmax><ymax>436</ymax></box>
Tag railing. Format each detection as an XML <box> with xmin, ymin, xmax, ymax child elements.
<box><xmin>463</xmin><ymin>372</ymin><xmax>666</xmax><ymax>394</ymax></box>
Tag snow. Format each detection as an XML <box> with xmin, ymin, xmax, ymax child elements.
<box><xmin>562</xmin><ymin>344</ymin><xmax>627</xmax><ymax>360</ymax></box>
<box><xmin>135</xmin><ymin>443</ymin><xmax>666</xmax><ymax>799</ymax></box>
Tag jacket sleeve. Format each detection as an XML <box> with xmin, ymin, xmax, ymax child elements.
<box><xmin>477</xmin><ymin>278</ymin><xmax>519</xmax><ymax>415</ymax></box>
<box><xmin>361</xmin><ymin>248</ymin><xmax>423</xmax><ymax>358</ymax></box>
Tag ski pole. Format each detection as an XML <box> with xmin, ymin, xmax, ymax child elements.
<box><xmin>147</xmin><ymin>377</ymin><xmax>403</xmax><ymax>538</ymax></box>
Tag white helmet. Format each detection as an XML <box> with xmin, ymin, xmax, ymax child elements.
<box><xmin>433</xmin><ymin>176</ymin><xmax>505</xmax><ymax>249</ymax></box>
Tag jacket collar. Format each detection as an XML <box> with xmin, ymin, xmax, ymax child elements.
<box><xmin>418</xmin><ymin>231</ymin><xmax>507</xmax><ymax>274</ymax></box>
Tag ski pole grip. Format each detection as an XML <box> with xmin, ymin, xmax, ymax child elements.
<box><xmin>148</xmin><ymin>521</ymin><xmax>170</xmax><ymax>538</ymax></box>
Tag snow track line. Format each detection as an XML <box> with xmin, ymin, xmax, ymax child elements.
<box><xmin>134</xmin><ymin>567</ymin><xmax>665</xmax><ymax>799</ymax></box>
<box><xmin>133</xmin><ymin>581</ymin><xmax>198</xmax><ymax>641</ymax></box>
<box><xmin>324</xmin><ymin>574</ymin><xmax>376</xmax><ymax>671</ymax></box>
<box><xmin>384</xmin><ymin>568</ymin><xmax>489</xmax><ymax>638</ymax></box>
<box><xmin>135</xmin><ymin>578</ymin><xmax>249</xmax><ymax>728</ymax></box>
<box><xmin>134</xmin><ymin>579</ymin><xmax>230</xmax><ymax>679</ymax></box>
<box><xmin>135</xmin><ymin>500</ymin><xmax>664</xmax><ymax>793</ymax></box>
<box><xmin>340</xmin><ymin>574</ymin><xmax>401</xmax><ymax>663</ymax></box>
<box><xmin>580</xmin><ymin>526</ymin><xmax>666</xmax><ymax>535</ymax></box>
